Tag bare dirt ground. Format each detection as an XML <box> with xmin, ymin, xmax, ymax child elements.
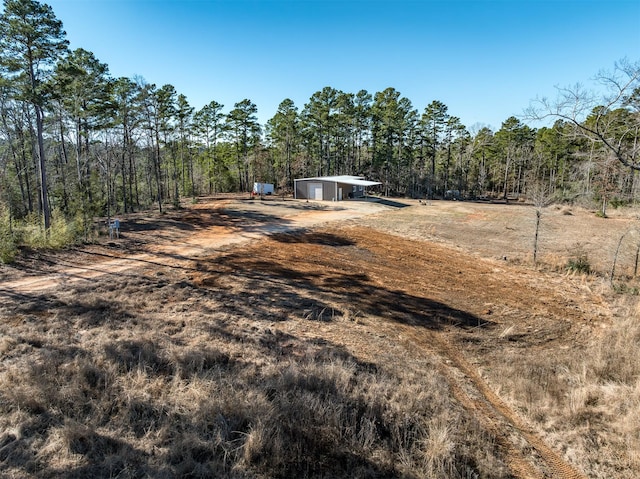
<box><xmin>0</xmin><ymin>197</ymin><xmax>390</xmax><ymax>292</ymax></box>
<box><xmin>1</xmin><ymin>196</ymin><xmax>638</xmax><ymax>478</ymax></box>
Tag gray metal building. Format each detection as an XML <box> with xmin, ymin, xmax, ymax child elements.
<box><xmin>294</xmin><ymin>176</ymin><xmax>381</xmax><ymax>201</ymax></box>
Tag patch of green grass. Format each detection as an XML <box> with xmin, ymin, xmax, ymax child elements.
<box><xmin>566</xmin><ymin>253</ymin><xmax>591</xmax><ymax>274</ymax></box>
<box><xmin>0</xmin><ymin>209</ymin><xmax>17</xmax><ymax>264</ymax></box>
<box><xmin>612</xmin><ymin>282</ymin><xmax>640</xmax><ymax>295</ymax></box>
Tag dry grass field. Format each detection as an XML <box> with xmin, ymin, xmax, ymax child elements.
<box><xmin>1</xmin><ymin>196</ymin><xmax>639</xmax><ymax>478</ymax></box>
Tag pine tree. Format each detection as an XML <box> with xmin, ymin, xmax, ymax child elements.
<box><xmin>0</xmin><ymin>0</ymin><xmax>68</xmax><ymax>230</ymax></box>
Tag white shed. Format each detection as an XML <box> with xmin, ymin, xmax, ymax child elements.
<box><xmin>253</xmin><ymin>182</ymin><xmax>274</xmax><ymax>195</ymax></box>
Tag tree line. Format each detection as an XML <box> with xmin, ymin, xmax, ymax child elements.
<box><xmin>1</xmin><ymin>0</ymin><xmax>639</xmax><ymax>239</ymax></box>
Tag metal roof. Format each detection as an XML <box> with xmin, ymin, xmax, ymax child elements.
<box><xmin>295</xmin><ymin>175</ymin><xmax>382</xmax><ymax>187</ymax></box>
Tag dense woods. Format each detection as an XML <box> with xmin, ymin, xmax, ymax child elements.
<box><xmin>1</xmin><ymin>0</ymin><xmax>639</xmax><ymax>246</ymax></box>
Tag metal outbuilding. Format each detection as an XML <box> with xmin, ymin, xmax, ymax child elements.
<box><xmin>294</xmin><ymin>176</ymin><xmax>381</xmax><ymax>201</ymax></box>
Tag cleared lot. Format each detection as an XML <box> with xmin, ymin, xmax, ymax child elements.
<box><xmin>0</xmin><ymin>197</ymin><xmax>637</xmax><ymax>478</ymax></box>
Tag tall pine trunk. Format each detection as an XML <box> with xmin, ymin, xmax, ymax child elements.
<box><xmin>34</xmin><ymin>104</ymin><xmax>50</xmax><ymax>230</ymax></box>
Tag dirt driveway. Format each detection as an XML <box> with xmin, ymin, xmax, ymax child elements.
<box><xmin>0</xmin><ymin>197</ymin><xmax>394</xmax><ymax>294</ymax></box>
<box><xmin>4</xmin><ymin>197</ymin><xmax>634</xmax><ymax>294</ymax></box>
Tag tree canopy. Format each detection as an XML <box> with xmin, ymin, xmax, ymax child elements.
<box><xmin>1</xmin><ymin>0</ymin><xmax>639</xmax><ymax>234</ymax></box>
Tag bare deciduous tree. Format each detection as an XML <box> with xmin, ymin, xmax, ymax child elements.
<box><xmin>529</xmin><ymin>179</ymin><xmax>552</xmax><ymax>266</ymax></box>
<box><xmin>526</xmin><ymin>59</ymin><xmax>640</xmax><ymax>171</ymax></box>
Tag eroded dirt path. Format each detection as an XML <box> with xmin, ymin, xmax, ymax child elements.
<box><xmin>424</xmin><ymin>333</ymin><xmax>586</xmax><ymax>479</ymax></box>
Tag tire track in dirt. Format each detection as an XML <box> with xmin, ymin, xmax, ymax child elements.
<box><xmin>0</xmin><ymin>253</ymin><xmax>155</xmax><ymax>293</ymax></box>
<box><xmin>311</xmin><ymin>306</ymin><xmax>586</xmax><ymax>479</ymax></box>
<box><xmin>437</xmin><ymin>336</ymin><xmax>586</xmax><ymax>479</ymax></box>
<box><xmin>409</xmin><ymin>327</ymin><xmax>586</xmax><ymax>479</ymax></box>
<box><xmin>353</xmin><ymin>312</ymin><xmax>586</xmax><ymax>479</ymax></box>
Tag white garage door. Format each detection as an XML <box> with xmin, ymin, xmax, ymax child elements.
<box><xmin>308</xmin><ymin>183</ymin><xmax>323</xmax><ymax>200</ymax></box>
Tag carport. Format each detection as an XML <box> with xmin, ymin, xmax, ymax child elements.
<box><xmin>294</xmin><ymin>175</ymin><xmax>381</xmax><ymax>201</ymax></box>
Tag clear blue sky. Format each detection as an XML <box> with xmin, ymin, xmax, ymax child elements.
<box><xmin>40</xmin><ymin>0</ymin><xmax>640</xmax><ymax>132</ymax></box>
